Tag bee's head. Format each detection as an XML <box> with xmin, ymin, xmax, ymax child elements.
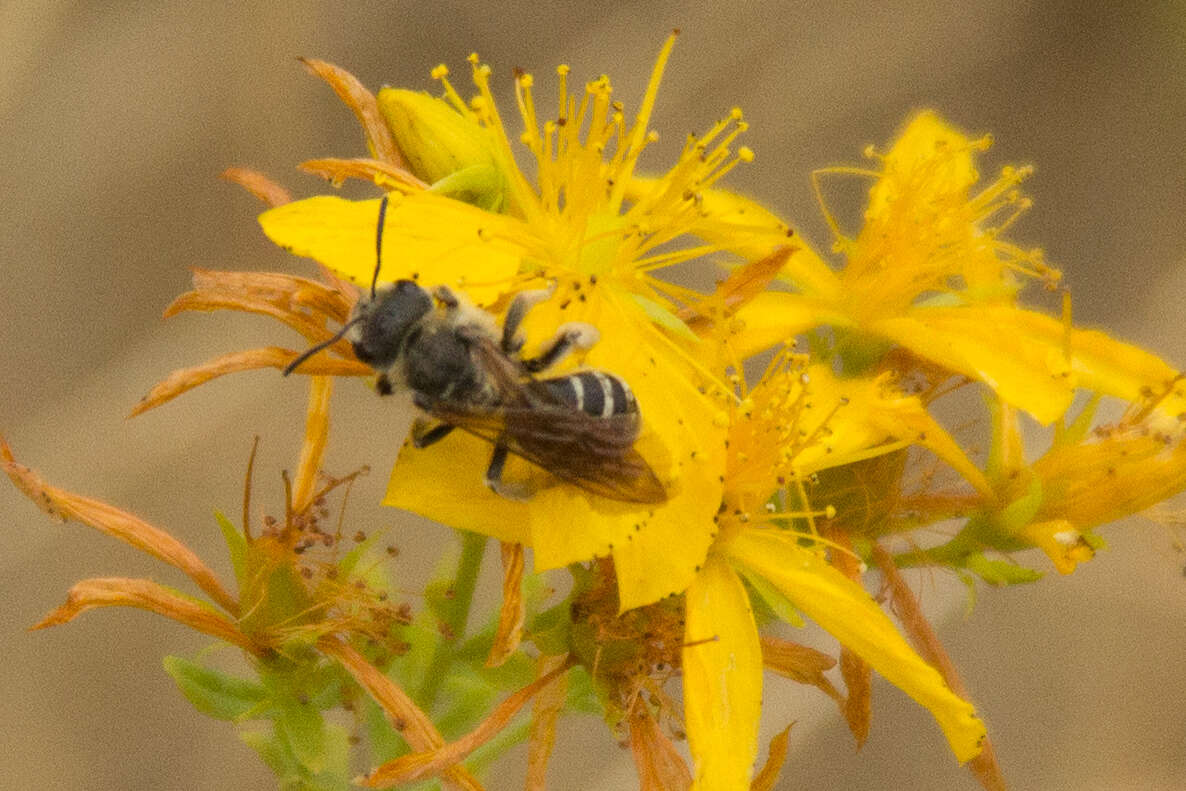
<box><xmin>347</xmin><ymin>279</ymin><xmax>433</xmax><ymax>369</ymax></box>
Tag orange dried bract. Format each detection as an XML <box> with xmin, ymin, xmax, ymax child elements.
<box><xmin>485</xmin><ymin>541</ymin><xmax>525</xmax><ymax>668</ymax></box>
<box><xmin>298</xmin><ymin>58</ymin><xmax>407</xmax><ymax>169</ymax></box>
<box><xmin>220</xmin><ymin>167</ymin><xmax>293</xmax><ymax>207</ymax></box>
<box><xmin>1</xmin><ymin>438</ymin><xmax>238</xmax><ymax>615</ymax></box>
<box><xmin>628</xmin><ymin>703</ymin><xmax>691</xmax><ymax>791</ymax></box>
<box><xmin>750</xmin><ymin>724</ymin><xmax>793</xmax><ymax>791</ymax></box>
<box><xmin>300</xmin><ymin>157</ymin><xmax>427</xmax><ymax>191</ymax></box>
<box><xmin>130</xmin><ymin>346</ymin><xmax>369</xmax><ymax>417</ymax></box>
<box><xmin>759</xmin><ymin>636</ymin><xmax>840</xmax><ymax>701</ymax></box>
<box><xmin>525</xmin><ymin>653</ymin><xmax>569</xmax><ymax>791</ymax></box>
<box><xmin>292</xmin><ymin>376</ymin><xmax>333</xmax><ymax>513</ymax></box>
<box><xmin>873</xmin><ymin>544</ymin><xmax>1005</xmax><ymax>790</ymax></box>
<box><xmin>828</xmin><ymin>529</ymin><xmax>872</xmax><ymax>747</ymax></box>
<box><xmin>361</xmin><ymin>657</ymin><xmax>573</xmax><ymax>788</ymax></box>
<box><xmin>318</xmin><ymin>638</ymin><xmax>485</xmax><ymax>791</ymax></box>
<box><xmin>33</xmin><ymin>577</ymin><xmax>257</xmax><ymax>654</ymax></box>
<box><xmin>839</xmin><ymin>646</ymin><xmax>872</xmax><ymax>748</ymax></box>
<box><xmin>179</xmin><ymin>269</ymin><xmax>353</xmax><ymax>322</ymax></box>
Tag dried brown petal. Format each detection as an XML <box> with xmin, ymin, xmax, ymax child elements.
<box><xmin>300</xmin><ymin>157</ymin><xmax>427</xmax><ymax>191</ymax></box>
<box><xmin>1</xmin><ymin>439</ymin><xmax>238</xmax><ymax>615</ymax></box>
<box><xmin>220</xmin><ymin>167</ymin><xmax>292</xmax><ymax>207</ymax></box>
<box><xmin>873</xmin><ymin>544</ymin><xmax>1005</xmax><ymax>791</ymax></box>
<box><xmin>485</xmin><ymin>541</ymin><xmax>525</xmax><ymax>668</ymax></box>
<box><xmin>839</xmin><ymin>646</ymin><xmax>872</xmax><ymax>748</ymax></box>
<box><xmin>298</xmin><ymin>58</ymin><xmax>407</xmax><ymax>169</ymax></box>
<box><xmin>680</xmin><ymin>246</ymin><xmax>794</xmax><ymax>334</ymax></box>
<box><xmin>33</xmin><ymin>577</ymin><xmax>256</xmax><ymax>654</ymax></box>
<box><xmin>129</xmin><ymin>346</ymin><xmax>369</xmax><ymax>417</ymax></box>
<box><xmin>750</xmin><ymin>724</ymin><xmax>793</xmax><ymax>791</ymax></box>
<box><xmin>525</xmin><ymin>654</ymin><xmax>569</xmax><ymax>791</ymax></box>
<box><xmin>318</xmin><ymin>638</ymin><xmax>484</xmax><ymax>791</ymax></box>
<box><xmin>628</xmin><ymin>703</ymin><xmax>691</xmax><ymax>791</ymax></box>
<box><xmin>760</xmin><ymin>636</ymin><xmax>840</xmax><ymax>701</ymax></box>
<box><xmin>360</xmin><ymin>657</ymin><xmax>573</xmax><ymax>788</ymax></box>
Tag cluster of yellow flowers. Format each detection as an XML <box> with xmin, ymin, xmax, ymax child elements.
<box><xmin>7</xmin><ymin>32</ymin><xmax>1186</xmax><ymax>791</ymax></box>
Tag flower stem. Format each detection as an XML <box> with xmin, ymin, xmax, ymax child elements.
<box><xmin>417</xmin><ymin>530</ymin><xmax>487</xmax><ymax>711</ymax></box>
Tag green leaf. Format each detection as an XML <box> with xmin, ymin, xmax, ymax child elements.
<box><xmin>562</xmin><ymin>665</ymin><xmax>601</xmax><ymax>715</ymax></box>
<box><xmin>163</xmin><ymin>655</ymin><xmax>268</xmax><ymax>721</ymax></box>
<box><xmin>242</xmin><ymin>724</ymin><xmax>352</xmax><ymax>791</ymax></box>
<box><xmin>362</xmin><ymin>693</ymin><xmax>408</xmax><ymax>765</ymax></box>
<box><xmin>214</xmin><ymin>510</ymin><xmax>248</xmax><ymax>588</ymax></box>
<box><xmin>241</xmin><ymin>728</ymin><xmax>294</xmax><ymax>779</ymax></box>
<box><xmin>527</xmin><ymin>599</ymin><xmax>572</xmax><ymax>655</ymax></box>
<box><xmin>964</xmin><ymin>553</ymin><xmax>1044</xmax><ymax>586</ymax></box>
<box><xmin>277</xmin><ymin>694</ymin><xmax>328</xmax><ymax>775</ymax></box>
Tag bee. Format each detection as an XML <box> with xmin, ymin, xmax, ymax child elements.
<box><xmin>284</xmin><ymin>196</ymin><xmax>667</xmax><ymax>504</ymax></box>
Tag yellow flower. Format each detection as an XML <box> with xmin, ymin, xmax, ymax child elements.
<box><xmin>680</xmin><ymin>354</ymin><xmax>988</xmax><ymax>789</ymax></box>
<box><xmin>257</xmin><ymin>33</ymin><xmax>798</xmax><ymax>610</ymax></box>
<box><xmin>716</xmin><ymin>112</ymin><xmax>1186</xmax><ymax>425</ymax></box>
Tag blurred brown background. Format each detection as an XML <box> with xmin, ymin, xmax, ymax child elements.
<box><xmin>2</xmin><ymin>2</ymin><xmax>1185</xmax><ymax>789</ymax></box>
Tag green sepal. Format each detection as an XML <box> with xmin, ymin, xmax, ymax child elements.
<box><xmin>429</xmin><ymin>164</ymin><xmax>506</xmax><ymax>212</ymax></box>
<box><xmin>629</xmin><ymin>292</ymin><xmax>699</xmax><ymax>342</ymax></box>
<box><xmin>964</xmin><ymin>553</ymin><xmax>1044</xmax><ymax>586</ymax></box>
<box><xmin>738</xmin><ymin>566</ymin><xmax>806</xmax><ymax>628</ymax></box>
<box><xmin>214</xmin><ymin>510</ymin><xmax>248</xmax><ymax>589</ymax></box>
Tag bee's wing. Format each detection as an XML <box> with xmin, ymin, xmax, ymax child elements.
<box><xmin>422</xmin><ymin>338</ymin><xmax>667</xmax><ymax>504</ymax></box>
<box><xmin>425</xmin><ymin>399</ymin><xmax>667</xmax><ymax>504</ymax></box>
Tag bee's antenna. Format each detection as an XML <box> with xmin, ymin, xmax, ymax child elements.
<box><xmin>371</xmin><ymin>194</ymin><xmax>389</xmax><ymax>299</ymax></box>
<box><xmin>283</xmin><ymin>316</ymin><xmax>366</xmax><ymax>376</ymax></box>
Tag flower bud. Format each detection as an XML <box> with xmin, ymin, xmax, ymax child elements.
<box><xmin>378</xmin><ymin>88</ymin><xmax>505</xmax><ymax>210</ymax></box>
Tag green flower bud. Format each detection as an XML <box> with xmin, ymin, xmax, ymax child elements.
<box><xmin>378</xmin><ymin>88</ymin><xmax>506</xmax><ymax>211</ymax></box>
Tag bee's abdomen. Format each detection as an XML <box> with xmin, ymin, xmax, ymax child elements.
<box><xmin>542</xmin><ymin>371</ymin><xmax>637</xmax><ymax>418</ymax></box>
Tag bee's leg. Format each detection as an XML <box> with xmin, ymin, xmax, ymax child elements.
<box><xmin>431</xmin><ymin>285</ymin><xmax>461</xmax><ymax>310</ymax></box>
<box><xmin>411</xmin><ymin>417</ymin><xmax>455</xmax><ymax>449</ymax></box>
<box><xmin>485</xmin><ymin>443</ymin><xmax>531</xmax><ymax>500</ymax></box>
<box><xmin>376</xmin><ymin>373</ymin><xmax>394</xmax><ymax>396</ymax></box>
<box><xmin>501</xmin><ymin>282</ymin><xmax>557</xmax><ymax>354</ymax></box>
<box><xmin>522</xmin><ymin>322</ymin><xmax>601</xmax><ymax>373</ymax></box>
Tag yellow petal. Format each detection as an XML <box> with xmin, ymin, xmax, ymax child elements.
<box><xmin>259</xmin><ymin>193</ymin><xmax>522</xmax><ymax>304</ymax></box>
<box><xmin>383</xmin><ymin>430</ymin><xmax>532</xmax><ymax>545</ymax></box>
<box><xmin>865</xmin><ymin>111</ymin><xmax>978</xmax><ymax>228</ymax></box>
<box><xmin>728</xmin><ymin>292</ymin><xmax>851</xmax><ymax>359</ymax></box>
<box><xmin>1018</xmin><ymin>519</ymin><xmax>1095</xmax><ymax>574</ymax></box>
<box><xmin>874</xmin><ymin>307</ymin><xmax>1076</xmax><ymax>424</ymax></box>
<box><xmin>726</xmin><ymin>529</ymin><xmax>985</xmax><ymax>762</ymax></box>
<box><xmin>879</xmin><ymin>304</ymin><xmax>1186</xmax><ymax>424</ymax></box>
<box><xmin>683</xmin><ymin>554</ymin><xmax>762</xmax><ymax>791</ymax></box>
